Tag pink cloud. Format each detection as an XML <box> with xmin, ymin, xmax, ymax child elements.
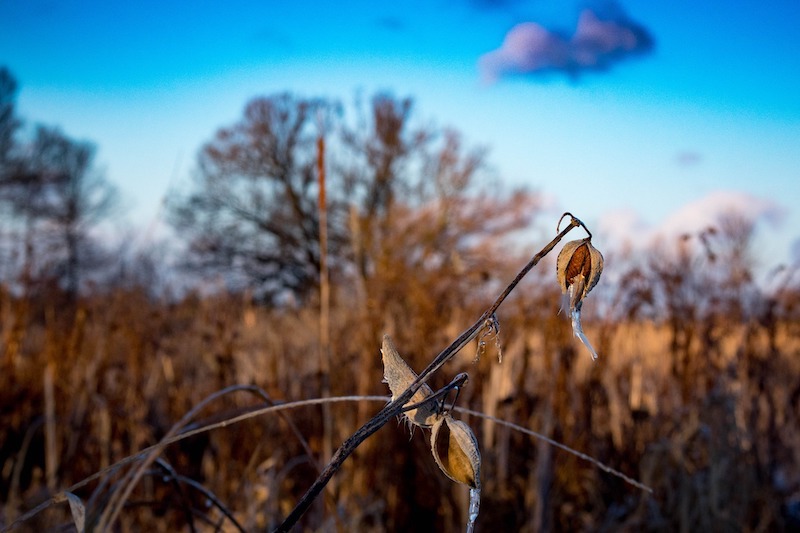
<box><xmin>791</xmin><ymin>238</ymin><xmax>800</xmax><ymax>265</ymax></box>
<box><xmin>656</xmin><ymin>190</ymin><xmax>785</xmax><ymax>239</ymax></box>
<box><xmin>571</xmin><ymin>10</ymin><xmax>646</xmax><ymax>67</ymax></box>
<box><xmin>597</xmin><ymin>207</ymin><xmax>647</xmax><ymax>241</ymax></box>
<box><xmin>597</xmin><ymin>190</ymin><xmax>786</xmax><ymax>253</ymax></box>
<box><xmin>479</xmin><ymin>7</ymin><xmax>654</xmax><ymax>82</ymax></box>
<box><xmin>479</xmin><ymin>23</ymin><xmax>570</xmax><ymax>83</ymax></box>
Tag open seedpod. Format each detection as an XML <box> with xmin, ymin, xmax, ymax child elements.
<box><xmin>430</xmin><ymin>414</ymin><xmax>481</xmax><ymax>489</ymax></box>
<box><xmin>556</xmin><ymin>237</ymin><xmax>604</xmax><ymax>360</ymax></box>
<box><xmin>381</xmin><ymin>334</ymin><xmax>439</xmax><ymax>428</ymax></box>
<box><xmin>431</xmin><ymin>413</ymin><xmax>482</xmax><ymax>531</ymax></box>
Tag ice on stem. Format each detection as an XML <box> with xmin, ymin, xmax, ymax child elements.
<box><xmin>571</xmin><ymin>304</ymin><xmax>598</xmax><ymax>361</ymax></box>
<box><xmin>466</xmin><ymin>486</ymin><xmax>481</xmax><ymax>533</ymax></box>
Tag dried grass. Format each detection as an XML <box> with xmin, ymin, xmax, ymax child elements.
<box><xmin>1</xmin><ymin>249</ymin><xmax>799</xmax><ymax>531</ymax></box>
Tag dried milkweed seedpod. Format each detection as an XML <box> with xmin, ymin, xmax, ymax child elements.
<box><xmin>557</xmin><ymin>238</ymin><xmax>604</xmax><ymax>302</ymax></box>
<box><xmin>381</xmin><ymin>335</ymin><xmax>439</xmax><ymax>428</ymax></box>
<box><xmin>557</xmin><ymin>238</ymin><xmax>604</xmax><ymax>360</ymax></box>
<box><xmin>430</xmin><ymin>414</ymin><xmax>481</xmax><ymax>489</ymax></box>
<box><xmin>431</xmin><ymin>415</ymin><xmax>483</xmax><ymax>531</ymax></box>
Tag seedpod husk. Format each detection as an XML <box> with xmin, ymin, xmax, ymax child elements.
<box><xmin>430</xmin><ymin>414</ymin><xmax>481</xmax><ymax>489</ymax></box>
<box><xmin>556</xmin><ymin>238</ymin><xmax>605</xmax><ymax>360</ymax></box>
<box><xmin>381</xmin><ymin>335</ymin><xmax>439</xmax><ymax>428</ymax></box>
<box><xmin>556</xmin><ymin>238</ymin><xmax>604</xmax><ymax>304</ymax></box>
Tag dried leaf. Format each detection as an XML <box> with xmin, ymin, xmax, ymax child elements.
<box><xmin>381</xmin><ymin>335</ymin><xmax>439</xmax><ymax>428</ymax></box>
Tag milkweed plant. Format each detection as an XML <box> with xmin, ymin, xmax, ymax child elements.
<box><xmin>274</xmin><ymin>212</ymin><xmax>617</xmax><ymax>532</ymax></box>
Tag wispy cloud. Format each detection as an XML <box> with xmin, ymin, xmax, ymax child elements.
<box><xmin>675</xmin><ymin>151</ymin><xmax>703</xmax><ymax>167</ymax></box>
<box><xmin>598</xmin><ymin>190</ymin><xmax>786</xmax><ymax>252</ymax></box>
<box><xmin>479</xmin><ymin>5</ymin><xmax>654</xmax><ymax>82</ymax></box>
<box><xmin>657</xmin><ymin>190</ymin><xmax>785</xmax><ymax>238</ymax></box>
<box><xmin>597</xmin><ymin>207</ymin><xmax>646</xmax><ymax>246</ymax></box>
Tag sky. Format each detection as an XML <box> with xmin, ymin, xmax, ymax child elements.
<box><xmin>2</xmin><ymin>0</ymin><xmax>799</xmax><ymax>279</ymax></box>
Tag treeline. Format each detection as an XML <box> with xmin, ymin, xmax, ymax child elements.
<box><xmin>1</xmin><ymin>66</ymin><xmax>537</xmax><ymax>307</ymax></box>
<box><xmin>0</xmin><ymin>68</ymin><xmax>118</xmax><ymax>299</ymax></box>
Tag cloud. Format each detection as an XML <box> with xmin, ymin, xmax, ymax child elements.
<box><xmin>479</xmin><ymin>6</ymin><xmax>654</xmax><ymax>82</ymax></box>
<box><xmin>597</xmin><ymin>191</ymin><xmax>786</xmax><ymax>253</ymax></box>
<box><xmin>791</xmin><ymin>238</ymin><xmax>800</xmax><ymax>266</ymax></box>
<box><xmin>656</xmin><ymin>190</ymin><xmax>785</xmax><ymax>239</ymax></box>
<box><xmin>675</xmin><ymin>151</ymin><xmax>703</xmax><ymax>167</ymax></box>
<box><xmin>598</xmin><ymin>207</ymin><xmax>647</xmax><ymax>241</ymax></box>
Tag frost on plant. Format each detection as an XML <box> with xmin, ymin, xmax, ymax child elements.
<box><xmin>475</xmin><ymin>313</ymin><xmax>503</xmax><ymax>364</ymax></box>
<box><xmin>557</xmin><ymin>238</ymin><xmax>604</xmax><ymax>360</ymax></box>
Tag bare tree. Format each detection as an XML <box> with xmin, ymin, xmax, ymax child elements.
<box><xmin>1</xmin><ymin>123</ymin><xmax>118</xmax><ymax>296</ymax></box>
<box><xmin>169</xmin><ymin>93</ymin><xmax>343</xmax><ymax>302</ymax></box>
<box><xmin>340</xmin><ymin>95</ymin><xmax>539</xmax><ymax>355</ymax></box>
<box><xmin>169</xmin><ymin>91</ymin><xmax>539</xmax><ymax>308</ymax></box>
<box><xmin>32</xmin><ymin>127</ymin><xmax>118</xmax><ymax>295</ymax></box>
<box><xmin>0</xmin><ymin>67</ymin><xmax>23</xmax><ymax>281</ymax></box>
<box><xmin>340</xmin><ymin>94</ymin><xmax>428</xmax><ymax>282</ymax></box>
<box><xmin>0</xmin><ymin>67</ymin><xmax>20</xmax><ymax>172</ymax></box>
<box><xmin>341</xmin><ymin>94</ymin><xmax>537</xmax><ymax>300</ymax></box>
<box><xmin>1</xmin><ymin>68</ymin><xmax>120</xmax><ymax>295</ymax></box>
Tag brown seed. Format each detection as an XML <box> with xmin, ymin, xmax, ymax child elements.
<box><xmin>565</xmin><ymin>242</ymin><xmax>591</xmax><ymax>284</ymax></box>
<box><xmin>557</xmin><ymin>239</ymin><xmax>604</xmax><ymax>299</ymax></box>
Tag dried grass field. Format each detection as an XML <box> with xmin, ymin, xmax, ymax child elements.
<box><xmin>2</xmin><ymin>253</ymin><xmax>799</xmax><ymax>531</ymax></box>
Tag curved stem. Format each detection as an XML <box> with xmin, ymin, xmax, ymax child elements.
<box><xmin>558</xmin><ymin>211</ymin><xmax>592</xmax><ymax>240</ymax></box>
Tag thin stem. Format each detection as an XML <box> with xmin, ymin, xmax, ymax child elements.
<box><xmin>153</xmin><ymin>459</ymin><xmax>198</xmax><ymax>533</ymax></box>
<box><xmin>457</xmin><ymin>407</ymin><xmax>653</xmax><ymax>494</ymax></box>
<box><xmin>275</xmin><ymin>214</ymin><xmax>581</xmax><ymax>531</ymax></box>
<box><xmin>96</xmin><ymin>385</ymin><xmax>275</xmax><ymax>531</ymax></box>
<box><xmin>402</xmin><ymin>372</ymin><xmax>469</xmax><ymax>415</ymax></box>
<box><xmin>4</xmin><ymin>390</ymin><xmax>655</xmax><ymax>533</ymax></box>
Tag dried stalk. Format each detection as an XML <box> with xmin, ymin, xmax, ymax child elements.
<box><xmin>274</xmin><ymin>213</ymin><xmax>585</xmax><ymax>531</ymax></box>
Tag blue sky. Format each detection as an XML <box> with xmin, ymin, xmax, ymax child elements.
<box><xmin>2</xmin><ymin>0</ymin><xmax>799</xmax><ymax>275</ymax></box>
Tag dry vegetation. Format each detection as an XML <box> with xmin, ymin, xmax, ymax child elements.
<box><xmin>2</xmin><ymin>224</ymin><xmax>800</xmax><ymax>532</ymax></box>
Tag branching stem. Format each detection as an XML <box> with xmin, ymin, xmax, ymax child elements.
<box><xmin>403</xmin><ymin>372</ymin><xmax>469</xmax><ymax>416</ymax></box>
<box><xmin>275</xmin><ymin>213</ymin><xmax>582</xmax><ymax>531</ymax></box>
